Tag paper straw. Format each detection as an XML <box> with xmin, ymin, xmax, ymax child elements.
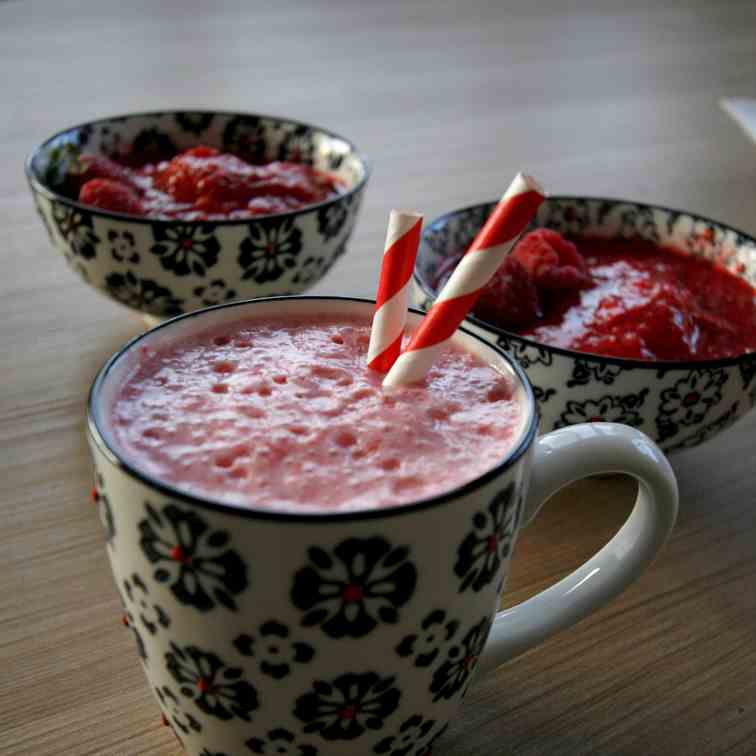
<box><xmin>367</xmin><ymin>210</ymin><xmax>423</xmax><ymax>372</ymax></box>
<box><xmin>383</xmin><ymin>173</ymin><xmax>544</xmax><ymax>387</ymax></box>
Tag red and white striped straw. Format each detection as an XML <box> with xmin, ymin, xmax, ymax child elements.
<box><xmin>367</xmin><ymin>210</ymin><xmax>423</xmax><ymax>372</ymax></box>
<box><xmin>383</xmin><ymin>173</ymin><xmax>545</xmax><ymax>387</ymax></box>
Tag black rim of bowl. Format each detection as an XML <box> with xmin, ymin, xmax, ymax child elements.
<box><xmin>87</xmin><ymin>295</ymin><xmax>538</xmax><ymax>523</ymax></box>
<box><xmin>415</xmin><ymin>195</ymin><xmax>756</xmax><ymax>371</ymax></box>
<box><xmin>25</xmin><ymin>109</ymin><xmax>371</xmax><ymax>226</ymax></box>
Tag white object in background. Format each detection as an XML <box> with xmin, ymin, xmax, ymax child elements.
<box><xmin>720</xmin><ymin>98</ymin><xmax>756</xmax><ymax>144</ymax></box>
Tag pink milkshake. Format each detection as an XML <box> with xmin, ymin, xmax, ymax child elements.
<box><xmin>108</xmin><ymin>312</ymin><xmax>526</xmax><ymax>512</ymax></box>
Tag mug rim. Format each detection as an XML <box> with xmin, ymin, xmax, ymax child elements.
<box><xmin>87</xmin><ymin>295</ymin><xmax>538</xmax><ymax>523</ymax></box>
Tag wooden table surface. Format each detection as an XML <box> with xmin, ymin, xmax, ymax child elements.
<box><xmin>2</xmin><ymin>2</ymin><xmax>755</xmax><ymax>754</ymax></box>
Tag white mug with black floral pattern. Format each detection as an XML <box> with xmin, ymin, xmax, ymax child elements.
<box><xmin>87</xmin><ymin>296</ymin><xmax>678</xmax><ymax>756</ymax></box>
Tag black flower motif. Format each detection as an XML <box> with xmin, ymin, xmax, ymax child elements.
<box><xmin>532</xmin><ymin>385</ymin><xmax>557</xmax><ymax>404</ymax></box>
<box><xmin>295</xmin><ymin>672</ymin><xmax>400</xmax><ymax>741</ymax></box>
<box><xmin>92</xmin><ymin>471</ymin><xmax>115</xmax><ymax>546</ymax></box>
<box><xmin>122</xmin><ymin>572</ymin><xmax>171</xmax><ymax>636</ymax></box>
<box><xmin>107</xmin><ymin>229</ymin><xmax>140</xmax><ymax>263</ymax></box>
<box><xmin>292</xmin><ymin>255</ymin><xmax>334</xmax><ymax>287</ymax></box>
<box><xmin>496</xmin><ymin>335</ymin><xmax>553</xmax><ymax>369</ymax></box>
<box><xmin>238</xmin><ymin>216</ymin><xmax>303</xmax><ymax>284</ymax></box>
<box><xmin>222</xmin><ymin>115</ymin><xmax>268</xmax><ymax>163</ymax></box>
<box><xmin>740</xmin><ymin>359</ymin><xmax>756</xmax><ymax>392</ymax></box>
<box><xmin>105</xmin><ymin>271</ymin><xmax>184</xmax><ymax>316</ymax></box>
<box><xmin>193</xmin><ymin>278</ymin><xmax>237</xmax><ymax>306</ymax></box>
<box><xmin>139</xmin><ymin>501</ymin><xmax>248</xmax><ymax>612</ymax></box>
<box><xmin>246</xmin><ymin>727</ymin><xmax>318</xmax><ymax>755</ymax></box>
<box><xmin>132</xmin><ymin>126</ymin><xmax>178</xmax><ymax>163</ymax></box>
<box><xmin>452</xmin><ymin>204</ymin><xmax>493</xmax><ymax>252</ymax></box>
<box><xmin>566</xmin><ymin>360</ymin><xmax>625</xmax><ymax>388</ymax></box>
<box><xmin>396</xmin><ymin>610</ymin><xmax>459</xmax><ymax>668</ymax></box>
<box><xmin>34</xmin><ymin>196</ymin><xmax>56</xmax><ymax>244</ymax></box>
<box><xmin>151</xmin><ymin>223</ymin><xmax>220</xmax><ymax>276</ymax></box>
<box><xmin>121</xmin><ymin>607</ymin><xmax>147</xmax><ymax>662</ymax></box>
<box><xmin>430</xmin><ymin>615</ymin><xmax>492</xmax><ymax>702</ymax></box>
<box><xmin>555</xmin><ymin>389</ymin><xmax>649</xmax><ymax>430</ymax></box>
<box><xmin>51</xmin><ymin>203</ymin><xmax>99</xmax><ymax>260</ymax></box>
<box><xmin>166</xmin><ymin>642</ymin><xmax>259</xmax><ymax>721</ymax></box>
<box><xmin>454</xmin><ymin>484</ymin><xmax>518</xmax><ymax>593</ymax></box>
<box><xmin>543</xmin><ymin>199</ymin><xmax>592</xmax><ymax>235</ymax></box>
<box><xmin>292</xmin><ymin>537</ymin><xmax>417</xmax><ymax>638</ymax></box>
<box><xmin>658</xmin><ymin>370</ymin><xmax>727</xmax><ymax>430</ymax></box>
<box><xmin>234</xmin><ymin>620</ymin><xmax>314</xmax><ymax>679</ymax></box>
<box><xmin>373</xmin><ymin>715</ymin><xmax>436</xmax><ymax>756</ymax></box>
<box><xmin>617</xmin><ymin>205</ymin><xmax>660</xmax><ymax>243</ymax></box>
<box><xmin>317</xmin><ymin>194</ymin><xmax>353</xmax><ymax>241</ymax></box>
<box><xmin>176</xmin><ymin>112</ymin><xmax>215</xmax><ymax>136</ymax></box>
<box><xmin>155</xmin><ymin>684</ymin><xmax>203</xmax><ymax>735</ymax></box>
<box><xmin>277</xmin><ymin>125</ymin><xmax>315</xmax><ymax>163</ymax></box>
<box><xmin>664</xmin><ymin>401</ymin><xmax>741</xmax><ymax>452</ymax></box>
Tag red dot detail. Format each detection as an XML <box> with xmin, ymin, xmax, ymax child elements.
<box><xmin>121</xmin><ymin>614</ymin><xmax>129</xmax><ymax>627</ymax></box>
<box><xmin>338</xmin><ymin>705</ymin><xmax>359</xmax><ymax>720</ymax></box>
<box><xmin>90</xmin><ymin>487</ymin><xmax>99</xmax><ymax>504</ymax></box>
<box><xmin>169</xmin><ymin>545</ymin><xmax>192</xmax><ymax>565</ymax></box>
<box><xmin>341</xmin><ymin>584</ymin><xmax>363</xmax><ymax>603</ymax></box>
<box><xmin>486</xmin><ymin>535</ymin><xmax>498</xmax><ymax>554</ymax></box>
<box><xmin>197</xmin><ymin>678</ymin><xmax>210</xmax><ymax>693</ymax></box>
<box><xmin>161</xmin><ymin>713</ymin><xmax>170</xmax><ymax>727</ymax></box>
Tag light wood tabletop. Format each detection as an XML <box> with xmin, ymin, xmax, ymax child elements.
<box><xmin>2</xmin><ymin>1</ymin><xmax>755</xmax><ymax>754</ymax></box>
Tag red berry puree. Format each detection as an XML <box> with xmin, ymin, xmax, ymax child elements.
<box><xmin>76</xmin><ymin>146</ymin><xmax>343</xmax><ymax>220</ymax></box>
<box><xmin>436</xmin><ymin>229</ymin><xmax>756</xmax><ymax>361</ymax></box>
<box><xmin>108</xmin><ymin>314</ymin><xmax>524</xmax><ymax>512</ymax></box>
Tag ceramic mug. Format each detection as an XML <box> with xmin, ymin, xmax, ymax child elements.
<box><xmin>87</xmin><ymin>297</ymin><xmax>678</xmax><ymax>756</ymax></box>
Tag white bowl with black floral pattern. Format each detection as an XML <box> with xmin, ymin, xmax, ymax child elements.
<box><xmin>414</xmin><ymin>197</ymin><xmax>756</xmax><ymax>452</ymax></box>
<box><xmin>26</xmin><ymin>110</ymin><xmax>369</xmax><ymax>320</ymax></box>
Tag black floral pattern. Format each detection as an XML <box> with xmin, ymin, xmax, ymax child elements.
<box><xmin>234</xmin><ymin>620</ymin><xmax>314</xmax><ymax>679</ymax></box>
<box><xmin>374</xmin><ymin>716</ymin><xmax>447</xmax><ymax>756</ymax></box>
<box><xmin>246</xmin><ymin>728</ymin><xmax>318</xmax><ymax>755</ymax></box>
<box><xmin>105</xmin><ymin>271</ymin><xmax>184</xmax><ymax>316</ymax></box>
<box><xmin>541</xmin><ymin>199</ymin><xmax>591</xmax><ymax>235</ymax></box>
<box><xmin>277</xmin><ymin>125</ymin><xmax>315</xmax><ymax>163</ymax></box>
<box><xmin>131</xmin><ymin>127</ymin><xmax>178</xmax><ymax>163</ymax></box>
<box><xmin>567</xmin><ymin>360</ymin><xmax>625</xmax><ymax>387</ymax></box>
<box><xmin>139</xmin><ymin>501</ymin><xmax>248</xmax><ymax>612</ymax></box>
<box><xmin>396</xmin><ymin>610</ymin><xmax>459</xmax><ymax>668</ymax></box>
<box><xmin>155</xmin><ymin>685</ymin><xmax>203</xmax><ymax>735</ymax></box>
<box><xmin>52</xmin><ymin>203</ymin><xmax>99</xmax><ymax>260</ymax></box>
<box><xmin>454</xmin><ymin>484</ymin><xmax>518</xmax><ymax>592</ymax></box>
<box><xmin>294</xmin><ymin>672</ymin><xmax>400</xmax><ymax>740</ymax></box>
<box><xmin>665</xmin><ymin>401</ymin><xmax>741</xmax><ymax>452</ymax></box>
<box><xmin>238</xmin><ymin>216</ymin><xmax>303</xmax><ymax>284</ymax></box>
<box><xmin>34</xmin><ymin>197</ymin><xmax>56</xmax><ymax>244</ymax></box>
<box><xmin>92</xmin><ymin>471</ymin><xmax>115</xmax><ymax>546</ymax></box>
<box><xmin>151</xmin><ymin>223</ymin><xmax>220</xmax><ymax>276</ymax></box>
<box><xmin>430</xmin><ymin>616</ymin><xmax>492</xmax><ymax>702</ymax></box>
<box><xmin>121</xmin><ymin>606</ymin><xmax>147</xmax><ymax>662</ymax></box>
<box><xmin>292</xmin><ymin>254</ymin><xmax>334</xmax><ymax>287</ymax></box>
<box><xmin>291</xmin><ymin>537</ymin><xmax>417</xmax><ymax>638</ymax></box>
<box><xmin>176</xmin><ymin>112</ymin><xmax>215</xmax><ymax>135</ymax></box>
<box><xmin>555</xmin><ymin>389</ymin><xmax>649</xmax><ymax>430</ymax></box>
<box><xmin>496</xmin><ymin>335</ymin><xmax>553</xmax><ymax>369</ymax></box>
<box><xmin>193</xmin><ymin>279</ymin><xmax>237</xmax><ymax>306</ymax></box>
<box><xmin>740</xmin><ymin>359</ymin><xmax>756</xmax><ymax>392</ymax></box>
<box><xmin>317</xmin><ymin>194</ymin><xmax>353</xmax><ymax>241</ymax></box>
<box><xmin>617</xmin><ymin>205</ymin><xmax>660</xmax><ymax>243</ymax></box>
<box><xmin>166</xmin><ymin>642</ymin><xmax>259</xmax><ymax>721</ymax></box>
<box><xmin>532</xmin><ymin>384</ymin><xmax>557</xmax><ymax>404</ymax></box>
<box><xmin>122</xmin><ymin>572</ymin><xmax>171</xmax><ymax>636</ymax></box>
<box><xmin>222</xmin><ymin>115</ymin><xmax>268</xmax><ymax>163</ymax></box>
<box><xmin>656</xmin><ymin>370</ymin><xmax>727</xmax><ymax>442</ymax></box>
<box><xmin>107</xmin><ymin>229</ymin><xmax>139</xmax><ymax>263</ymax></box>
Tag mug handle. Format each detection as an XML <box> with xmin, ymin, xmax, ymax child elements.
<box><xmin>477</xmin><ymin>422</ymin><xmax>678</xmax><ymax>676</ymax></box>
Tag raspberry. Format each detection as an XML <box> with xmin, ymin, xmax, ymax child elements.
<box><xmin>473</xmin><ymin>257</ymin><xmax>541</xmax><ymax>330</ymax></box>
<box><xmin>78</xmin><ymin>154</ymin><xmax>138</xmax><ymax>189</ymax></box>
<box><xmin>79</xmin><ymin>178</ymin><xmax>144</xmax><ymax>216</ymax></box>
<box><xmin>512</xmin><ymin>229</ymin><xmax>592</xmax><ymax>292</ymax></box>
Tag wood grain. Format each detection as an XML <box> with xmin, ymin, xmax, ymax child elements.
<box><xmin>1</xmin><ymin>1</ymin><xmax>755</xmax><ymax>754</ymax></box>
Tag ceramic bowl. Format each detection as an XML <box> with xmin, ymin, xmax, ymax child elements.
<box><xmin>25</xmin><ymin>110</ymin><xmax>369</xmax><ymax>320</ymax></box>
<box><xmin>414</xmin><ymin>197</ymin><xmax>756</xmax><ymax>452</ymax></box>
